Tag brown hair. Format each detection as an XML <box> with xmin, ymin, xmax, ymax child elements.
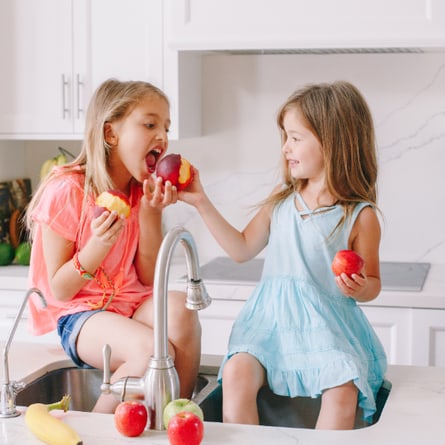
<box><xmin>267</xmin><ymin>81</ymin><xmax>378</xmax><ymax>230</ymax></box>
<box><xmin>25</xmin><ymin>78</ymin><xmax>169</xmax><ymax>235</ymax></box>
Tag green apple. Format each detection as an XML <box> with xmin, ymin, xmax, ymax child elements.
<box><xmin>163</xmin><ymin>398</ymin><xmax>204</xmax><ymax>429</ymax></box>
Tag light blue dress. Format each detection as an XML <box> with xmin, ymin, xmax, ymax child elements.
<box><xmin>218</xmin><ymin>192</ymin><xmax>387</xmax><ymax>421</ymax></box>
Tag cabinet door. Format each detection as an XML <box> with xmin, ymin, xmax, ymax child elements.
<box><xmin>412</xmin><ymin>309</ymin><xmax>445</xmax><ymax>366</ymax></box>
<box><xmin>166</xmin><ymin>0</ymin><xmax>445</xmax><ymax>50</ymax></box>
<box><xmin>0</xmin><ymin>290</ymin><xmax>59</xmax><ymax>344</ymax></box>
<box><xmin>88</xmin><ymin>0</ymin><xmax>163</xmax><ymax>96</ymax></box>
<box><xmin>198</xmin><ymin>299</ymin><xmax>244</xmax><ymax>356</ymax></box>
<box><xmin>360</xmin><ymin>306</ymin><xmax>412</xmax><ymax>365</ymax></box>
<box><xmin>0</xmin><ymin>0</ymin><xmax>74</xmax><ymax>136</ymax></box>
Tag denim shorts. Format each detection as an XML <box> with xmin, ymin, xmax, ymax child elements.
<box><xmin>57</xmin><ymin>310</ymin><xmax>101</xmax><ymax>368</ymax></box>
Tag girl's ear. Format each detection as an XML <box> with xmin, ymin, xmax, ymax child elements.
<box><xmin>104</xmin><ymin>122</ymin><xmax>117</xmax><ymax>145</ymax></box>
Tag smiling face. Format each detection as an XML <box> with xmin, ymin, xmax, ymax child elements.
<box><xmin>281</xmin><ymin>108</ymin><xmax>325</xmax><ymax>184</ymax></box>
<box><xmin>105</xmin><ymin>94</ymin><xmax>170</xmax><ymax>188</ymax></box>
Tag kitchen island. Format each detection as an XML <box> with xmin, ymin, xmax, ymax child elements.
<box><xmin>1</xmin><ymin>342</ymin><xmax>445</xmax><ymax>444</ymax></box>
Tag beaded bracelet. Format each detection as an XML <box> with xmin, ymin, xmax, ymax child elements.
<box><xmin>73</xmin><ymin>252</ymin><xmax>95</xmax><ymax>280</ymax></box>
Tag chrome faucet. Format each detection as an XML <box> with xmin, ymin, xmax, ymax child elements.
<box><xmin>101</xmin><ymin>226</ymin><xmax>211</xmax><ymax>430</ymax></box>
<box><xmin>0</xmin><ymin>288</ymin><xmax>47</xmax><ymax>418</ymax></box>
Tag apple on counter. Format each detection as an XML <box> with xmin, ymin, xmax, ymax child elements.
<box><xmin>331</xmin><ymin>249</ymin><xmax>364</xmax><ymax>277</ymax></box>
<box><xmin>167</xmin><ymin>412</ymin><xmax>204</xmax><ymax>445</ymax></box>
<box><xmin>164</xmin><ymin>398</ymin><xmax>204</xmax><ymax>445</ymax></box>
<box><xmin>114</xmin><ymin>401</ymin><xmax>148</xmax><ymax>437</ymax></box>
<box><xmin>156</xmin><ymin>153</ymin><xmax>194</xmax><ymax>190</ymax></box>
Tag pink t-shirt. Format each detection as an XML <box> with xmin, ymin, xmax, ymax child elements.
<box><xmin>27</xmin><ymin>171</ymin><xmax>152</xmax><ymax>335</ymax></box>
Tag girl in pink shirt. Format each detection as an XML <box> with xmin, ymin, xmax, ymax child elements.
<box><xmin>25</xmin><ymin>79</ymin><xmax>201</xmax><ymax>413</ymax></box>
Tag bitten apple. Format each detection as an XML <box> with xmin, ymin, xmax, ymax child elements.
<box><xmin>155</xmin><ymin>153</ymin><xmax>194</xmax><ymax>190</ymax></box>
<box><xmin>163</xmin><ymin>398</ymin><xmax>204</xmax><ymax>430</ymax></box>
<box><xmin>94</xmin><ymin>189</ymin><xmax>130</xmax><ymax>219</ymax></box>
<box><xmin>167</xmin><ymin>412</ymin><xmax>204</xmax><ymax>445</ymax></box>
<box><xmin>114</xmin><ymin>401</ymin><xmax>148</xmax><ymax>437</ymax></box>
<box><xmin>332</xmin><ymin>249</ymin><xmax>364</xmax><ymax>277</ymax></box>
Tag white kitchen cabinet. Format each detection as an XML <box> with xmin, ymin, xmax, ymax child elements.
<box><xmin>360</xmin><ymin>306</ymin><xmax>413</xmax><ymax>366</ymax></box>
<box><xmin>198</xmin><ymin>299</ymin><xmax>244</xmax><ymax>356</ymax></box>
<box><xmin>198</xmin><ymin>300</ymin><xmax>416</xmax><ymax>364</ymax></box>
<box><xmin>0</xmin><ymin>289</ymin><xmax>59</xmax><ymax>345</ymax></box>
<box><xmin>411</xmin><ymin>308</ymin><xmax>445</xmax><ymax>366</ymax></box>
<box><xmin>166</xmin><ymin>0</ymin><xmax>445</xmax><ymax>51</ymax></box>
<box><xmin>0</xmin><ymin>0</ymin><xmax>200</xmax><ymax>140</ymax></box>
<box><xmin>0</xmin><ymin>0</ymin><xmax>87</xmax><ymax>137</ymax></box>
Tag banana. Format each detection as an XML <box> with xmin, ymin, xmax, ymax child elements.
<box><xmin>25</xmin><ymin>395</ymin><xmax>83</xmax><ymax>445</ymax></box>
<box><xmin>56</xmin><ymin>153</ymin><xmax>68</xmax><ymax>165</ymax></box>
<box><xmin>40</xmin><ymin>153</ymin><xmax>68</xmax><ymax>179</ymax></box>
<box><xmin>39</xmin><ymin>157</ymin><xmax>56</xmax><ymax>180</ymax></box>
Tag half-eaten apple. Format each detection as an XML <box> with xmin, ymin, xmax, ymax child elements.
<box><xmin>94</xmin><ymin>189</ymin><xmax>131</xmax><ymax>219</ymax></box>
<box><xmin>155</xmin><ymin>153</ymin><xmax>194</xmax><ymax>190</ymax></box>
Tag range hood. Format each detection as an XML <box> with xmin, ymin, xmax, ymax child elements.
<box><xmin>220</xmin><ymin>47</ymin><xmax>426</xmax><ymax>55</ymax></box>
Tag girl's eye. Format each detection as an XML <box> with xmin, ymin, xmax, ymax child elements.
<box><xmin>145</xmin><ymin>122</ymin><xmax>156</xmax><ymax>129</ymax></box>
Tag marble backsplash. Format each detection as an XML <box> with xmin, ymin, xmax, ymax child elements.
<box><xmin>164</xmin><ymin>52</ymin><xmax>445</xmax><ymax>265</ymax></box>
<box><xmin>4</xmin><ymin>51</ymin><xmax>443</xmax><ymax>267</ymax></box>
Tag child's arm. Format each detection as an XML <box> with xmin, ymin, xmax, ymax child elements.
<box><xmin>335</xmin><ymin>206</ymin><xmax>382</xmax><ymax>302</ymax></box>
<box><xmin>42</xmin><ymin>210</ymin><xmax>125</xmax><ymax>301</ymax></box>
<box><xmin>179</xmin><ymin>167</ymin><xmax>273</xmax><ymax>263</ymax></box>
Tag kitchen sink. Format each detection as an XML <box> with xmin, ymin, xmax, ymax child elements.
<box><xmin>195</xmin><ymin>377</ymin><xmax>392</xmax><ymax>429</ymax></box>
<box><xmin>17</xmin><ymin>366</ymin><xmax>391</xmax><ymax>429</ymax></box>
<box><xmin>16</xmin><ymin>367</ymin><xmax>215</xmax><ymax>412</ymax></box>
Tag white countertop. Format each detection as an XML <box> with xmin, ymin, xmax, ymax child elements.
<box><xmin>2</xmin><ymin>261</ymin><xmax>445</xmax><ymax>309</ymax></box>
<box><xmin>172</xmin><ymin>260</ymin><xmax>445</xmax><ymax>309</ymax></box>
<box><xmin>1</xmin><ymin>342</ymin><xmax>445</xmax><ymax>444</ymax></box>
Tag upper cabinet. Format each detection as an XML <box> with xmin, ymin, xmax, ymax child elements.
<box><xmin>165</xmin><ymin>0</ymin><xmax>445</xmax><ymax>51</ymax></box>
<box><xmin>0</xmin><ymin>0</ymin><xmax>85</xmax><ymax>137</ymax></box>
<box><xmin>0</xmin><ymin>0</ymin><xmax>200</xmax><ymax>140</ymax></box>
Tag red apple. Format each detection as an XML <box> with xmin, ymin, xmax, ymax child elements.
<box><xmin>114</xmin><ymin>401</ymin><xmax>148</xmax><ymax>437</ymax></box>
<box><xmin>163</xmin><ymin>398</ymin><xmax>204</xmax><ymax>430</ymax></box>
<box><xmin>156</xmin><ymin>153</ymin><xmax>194</xmax><ymax>190</ymax></box>
<box><xmin>167</xmin><ymin>412</ymin><xmax>204</xmax><ymax>445</ymax></box>
<box><xmin>95</xmin><ymin>189</ymin><xmax>131</xmax><ymax>218</ymax></box>
<box><xmin>332</xmin><ymin>250</ymin><xmax>364</xmax><ymax>277</ymax></box>
<box><xmin>92</xmin><ymin>205</ymin><xmax>107</xmax><ymax>218</ymax></box>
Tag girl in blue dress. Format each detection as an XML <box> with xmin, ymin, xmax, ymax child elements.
<box><xmin>181</xmin><ymin>81</ymin><xmax>387</xmax><ymax>430</ymax></box>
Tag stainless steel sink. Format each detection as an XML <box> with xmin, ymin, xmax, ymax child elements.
<box><xmin>16</xmin><ymin>367</ymin><xmax>215</xmax><ymax>412</ymax></box>
<box><xmin>194</xmin><ymin>376</ymin><xmax>392</xmax><ymax>429</ymax></box>
<box><xmin>17</xmin><ymin>365</ymin><xmax>391</xmax><ymax>429</ymax></box>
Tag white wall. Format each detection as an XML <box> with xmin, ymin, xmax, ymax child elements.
<box><xmin>0</xmin><ymin>141</ymin><xmax>25</xmax><ymax>180</ymax></box>
<box><xmin>165</xmin><ymin>52</ymin><xmax>445</xmax><ymax>265</ymax></box>
<box><xmin>3</xmin><ymin>52</ymin><xmax>444</xmax><ymax>265</ymax></box>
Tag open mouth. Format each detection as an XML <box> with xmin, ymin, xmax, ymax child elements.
<box><xmin>145</xmin><ymin>149</ymin><xmax>162</xmax><ymax>174</ymax></box>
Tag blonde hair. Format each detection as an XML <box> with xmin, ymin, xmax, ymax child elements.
<box><xmin>26</xmin><ymin>78</ymin><xmax>169</xmax><ymax>235</ymax></box>
<box><xmin>268</xmin><ymin>81</ymin><xmax>378</xmax><ymax>229</ymax></box>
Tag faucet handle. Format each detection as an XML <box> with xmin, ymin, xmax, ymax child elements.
<box><xmin>0</xmin><ymin>380</ymin><xmax>25</xmax><ymax>418</ymax></box>
<box><xmin>100</xmin><ymin>344</ymin><xmax>112</xmax><ymax>394</ymax></box>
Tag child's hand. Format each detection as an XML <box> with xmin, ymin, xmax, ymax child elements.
<box><xmin>142</xmin><ymin>176</ymin><xmax>178</xmax><ymax>209</ymax></box>
<box><xmin>91</xmin><ymin>210</ymin><xmax>125</xmax><ymax>246</ymax></box>
<box><xmin>177</xmin><ymin>167</ymin><xmax>206</xmax><ymax>207</ymax></box>
<box><xmin>335</xmin><ymin>272</ymin><xmax>368</xmax><ymax>300</ymax></box>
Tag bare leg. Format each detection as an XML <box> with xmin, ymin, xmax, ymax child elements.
<box><xmin>133</xmin><ymin>290</ymin><xmax>201</xmax><ymax>399</ymax></box>
<box><xmin>315</xmin><ymin>381</ymin><xmax>358</xmax><ymax>430</ymax></box>
<box><xmin>222</xmin><ymin>352</ymin><xmax>266</xmax><ymax>424</ymax></box>
<box><xmin>76</xmin><ymin>310</ymin><xmax>156</xmax><ymax>413</ymax></box>
<box><xmin>76</xmin><ymin>290</ymin><xmax>201</xmax><ymax>413</ymax></box>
